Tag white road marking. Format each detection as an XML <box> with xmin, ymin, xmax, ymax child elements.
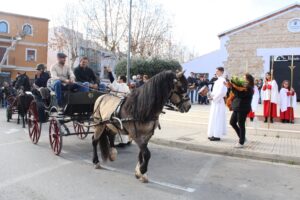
<box><xmin>0</xmin><ymin>161</ymin><xmax>71</xmax><ymax>189</ymax></box>
<box><xmin>4</xmin><ymin>128</ymin><xmax>20</xmax><ymax>135</ymax></box>
<box><xmin>82</xmin><ymin>159</ymin><xmax>196</xmax><ymax>193</ymax></box>
<box><xmin>149</xmin><ymin>180</ymin><xmax>196</xmax><ymax>193</ymax></box>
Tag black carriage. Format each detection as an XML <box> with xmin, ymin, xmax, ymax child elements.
<box><xmin>27</xmin><ymin>90</ymin><xmax>105</xmax><ymax>155</ymax></box>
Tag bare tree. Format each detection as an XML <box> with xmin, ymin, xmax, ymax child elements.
<box><xmin>128</xmin><ymin>0</ymin><xmax>171</xmax><ymax>58</ymax></box>
<box><xmin>49</xmin><ymin>3</ymin><xmax>83</xmax><ymax>67</ymax></box>
<box><xmin>81</xmin><ymin>0</ymin><xmax>128</xmax><ymax>57</ymax></box>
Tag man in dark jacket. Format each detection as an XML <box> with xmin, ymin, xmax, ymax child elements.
<box><xmin>74</xmin><ymin>57</ymin><xmax>99</xmax><ymax>91</ymax></box>
<box><xmin>187</xmin><ymin>72</ymin><xmax>196</xmax><ymax>103</ymax></box>
<box><xmin>34</xmin><ymin>64</ymin><xmax>50</xmax><ymax>88</ymax></box>
<box><xmin>33</xmin><ymin>64</ymin><xmax>51</xmax><ymax>101</ymax></box>
<box><xmin>198</xmin><ymin>76</ymin><xmax>209</xmax><ymax>104</ymax></box>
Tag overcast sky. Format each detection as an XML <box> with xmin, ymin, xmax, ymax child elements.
<box><xmin>1</xmin><ymin>0</ymin><xmax>299</xmax><ymax>55</ymax></box>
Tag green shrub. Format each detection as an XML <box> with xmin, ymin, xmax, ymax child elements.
<box><xmin>115</xmin><ymin>57</ymin><xmax>182</xmax><ymax>77</ymax></box>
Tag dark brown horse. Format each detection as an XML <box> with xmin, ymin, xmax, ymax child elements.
<box><xmin>92</xmin><ymin>70</ymin><xmax>191</xmax><ymax>182</ymax></box>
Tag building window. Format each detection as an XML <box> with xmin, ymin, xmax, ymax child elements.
<box><xmin>23</xmin><ymin>24</ymin><xmax>32</xmax><ymax>35</ymax></box>
<box><xmin>26</xmin><ymin>48</ymin><xmax>36</xmax><ymax>61</ymax></box>
<box><xmin>0</xmin><ymin>21</ymin><xmax>9</xmax><ymax>33</ymax></box>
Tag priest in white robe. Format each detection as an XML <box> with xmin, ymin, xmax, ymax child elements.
<box><xmin>207</xmin><ymin>67</ymin><xmax>228</xmax><ymax>141</ymax></box>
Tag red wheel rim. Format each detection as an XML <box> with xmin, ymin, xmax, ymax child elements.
<box><xmin>73</xmin><ymin>122</ymin><xmax>88</xmax><ymax>139</ymax></box>
<box><xmin>49</xmin><ymin>119</ymin><xmax>62</xmax><ymax>155</ymax></box>
<box><xmin>28</xmin><ymin>101</ymin><xmax>41</xmax><ymax>144</ymax></box>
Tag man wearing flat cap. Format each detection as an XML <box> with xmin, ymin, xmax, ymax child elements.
<box><xmin>50</xmin><ymin>53</ymin><xmax>76</xmax><ymax>107</ymax></box>
<box><xmin>34</xmin><ymin>63</ymin><xmax>51</xmax><ymax>102</ymax></box>
<box><xmin>34</xmin><ymin>64</ymin><xmax>50</xmax><ymax>88</ymax></box>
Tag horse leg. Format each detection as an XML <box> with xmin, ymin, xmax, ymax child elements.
<box><xmin>92</xmin><ymin>135</ymin><xmax>100</xmax><ymax>169</ymax></box>
<box><xmin>17</xmin><ymin>113</ymin><xmax>20</xmax><ymax>124</ymax></box>
<box><xmin>107</xmin><ymin>130</ymin><xmax>117</xmax><ymax>161</ymax></box>
<box><xmin>22</xmin><ymin>114</ymin><xmax>25</xmax><ymax>128</ymax></box>
<box><xmin>135</xmin><ymin>142</ymin><xmax>151</xmax><ymax>183</ymax></box>
<box><xmin>92</xmin><ymin>125</ymin><xmax>105</xmax><ymax>169</ymax></box>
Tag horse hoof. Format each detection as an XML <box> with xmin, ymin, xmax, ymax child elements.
<box><xmin>109</xmin><ymin>148</ymin><xmax>118</xmax><ymax>161</ymax></box>
<box><xmin>139</xmin><ymin>174</ymin><xmax>149</xmax><ymax>183</ymax></box>
<box><xmin>135</xmin><ymin>163</ymin><xmax>142</xmax><ymax>178</ymax></box>
<box><xmin>94</xmin><ymin>163</ymin><xmax>101</xmax><ymax>169</ymax></box>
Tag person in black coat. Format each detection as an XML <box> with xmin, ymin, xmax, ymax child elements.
<box><xmin>74</xmin><ymin>57</ymin><xmax>99</xmax><ymax>91</ymax></box>
<box><xmin>228</xmin><ymin>73</ymin><xmax>254</xmax><ymax>148</ymax></box>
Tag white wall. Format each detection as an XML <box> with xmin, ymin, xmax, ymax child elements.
<box><xmin>183</xmin><ymin>36</ymin><xmax>229</xmax><ymax>79</ymax></box>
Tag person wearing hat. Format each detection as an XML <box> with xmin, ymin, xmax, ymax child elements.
<box><xmin>34</xmin><ymin>64</ymin><xmax>50</xmax><ymax>88</ymax></box>
<box><xmin>50</xmin><ymin>53</ymin><xmax>76</xmax><ymax>107</ymax></box>
<box><xmin>33</xmin><ymin>63</ymin><xmax>50</xmax><ymax>102</ymax></box>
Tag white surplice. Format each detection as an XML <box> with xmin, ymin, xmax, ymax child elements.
<box><xmin>261</xmin><ymin>80</ymin><xmax>279</xmax><ymax>104</ymax></box>
<box><xmin>279</xmin><ymin>88</ymin><xmax>297</xmax><ymax>112</ymax></box>
<box><xmin>251</xmin><ymin>85</ymin><xmax>259</xmax><ymax>112</ymax></box>
<box><xmin>207</xmin><ymin>76</ymin><xmax>228</xmax><ymax>138</ymax></box>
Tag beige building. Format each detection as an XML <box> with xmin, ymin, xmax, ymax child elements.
<box><xmin>0</xmin><ymin>11</ymin><xmax>49</xmax><ymax>79</ymax></box>
<box><xmin>184</xmin><ymin>3</ymin><xmax>300</xmax><ymax>100</ymax></box>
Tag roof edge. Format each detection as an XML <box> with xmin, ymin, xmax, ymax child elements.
<box><xmin>0</xmin><ymin>11</ymin><xmax>50</xmax><ymax>22</ymax></box>
<box><xmin>218</xmin><ymin>3</ymin><xmax>300</xmax><ymax>38</ymax></box>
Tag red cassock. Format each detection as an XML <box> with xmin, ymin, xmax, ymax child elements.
<box><xmin>247</xmin><ymin>111</ymin><xmax>255</xmax><ymax>118</ymax></box>
<box><xmin>263</xmin><ymin>101</ymin><xmax>277</xmax><ymax>118</ymax></box>
<box><xmin>262</xmin><ymin>84</ymin><xmax>277</xmax><ymax>118</ymax></box>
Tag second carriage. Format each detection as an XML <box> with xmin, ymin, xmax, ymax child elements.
<box><xmin>27</xmin><ymin>89</ymin><xmax>105</xmax><ymax>155</ymax></box>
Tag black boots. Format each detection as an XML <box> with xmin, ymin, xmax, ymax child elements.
<box><xmin>264</xmin><ymin>117</ymin><xmax>274</xmax><ymax>123</ymax></box>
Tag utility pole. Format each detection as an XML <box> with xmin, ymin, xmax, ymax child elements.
<box><xmin>127</xmin><ymin>0</ymin><xmax>132</xmax><ymax>84</ymax></box>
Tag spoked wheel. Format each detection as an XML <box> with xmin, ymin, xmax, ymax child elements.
<box><xmin>49</xmin><ymin>118</ymin><xmax>63</xmax><ymax>155</ymax></box>
<box><xmin>73</xmin><ymin>121</ymin><xmax>89</xmax><ymax>139</ymax></box>
<box><xmin>28</xmin><ymin>101</ymin><xmax>42</xmax><ymax>144</ymax></box>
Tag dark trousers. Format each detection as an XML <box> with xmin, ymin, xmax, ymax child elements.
<box><xmin>230</xmin><ymin>111</ymin><xmax>248</xmax><ymax>145</ymax></box>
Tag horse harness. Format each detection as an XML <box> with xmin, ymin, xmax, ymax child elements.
<box><xmin>93</xmin><ymin>95</ymin><xmax>160</xmax><ymax>138</ymax></box>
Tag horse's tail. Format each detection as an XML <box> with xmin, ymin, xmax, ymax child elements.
<box><xmin>99</xmin><ymin>129</ymin><xmax>111</xmax><ymax>162</ymax></box>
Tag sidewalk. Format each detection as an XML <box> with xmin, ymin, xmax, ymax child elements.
<box><xmin>152</xmin><ymin>103</ymin><xmax>300</xmax><ymax>165</ymax></box>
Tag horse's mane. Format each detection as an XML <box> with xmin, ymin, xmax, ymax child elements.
<box><xmin>123</xmin><ymin>70</ymin><xmax>176</xmax><ymax>122</ymax></box>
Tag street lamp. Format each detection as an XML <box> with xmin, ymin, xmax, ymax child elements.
<box><xmin>127</xmin><ymin>0</ymin><xmax>132</xmax><ymax>84</ymax></box>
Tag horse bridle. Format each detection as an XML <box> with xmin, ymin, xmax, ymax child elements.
<box><xmin>169</xmin><ymin>90</ymin><xmax>190</xmax><ymax>108</ymax></box>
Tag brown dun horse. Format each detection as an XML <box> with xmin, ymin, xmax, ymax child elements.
<box><xmin>92</xmin><ymin>70</ymin><xmax>191</xmax><ymax>182</ymax></box>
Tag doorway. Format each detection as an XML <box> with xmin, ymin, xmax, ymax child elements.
<box><xmin>272</xmin><ymin>55</ymin><xmax>300</xmax><ymax>101</ymax></box>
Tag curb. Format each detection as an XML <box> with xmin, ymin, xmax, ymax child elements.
<box><xmin>150</xmin><ymin>138</ymin><xmax>300</xmax><ymax>166</ymax></box>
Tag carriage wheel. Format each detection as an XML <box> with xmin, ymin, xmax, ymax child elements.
<box><xmin>73</xmin><ymin>121</ymin><xmax>89</xmax><ymax>139</ymax></box>
<box><xmin>49</xmin><ymin>118</ymin><xmax>63</xmax><ymax>155</ymax></box>
<box><xmin>28</xmin><ymin>101</ymin><xmax>41</xmax><ymax>144</ymax></box>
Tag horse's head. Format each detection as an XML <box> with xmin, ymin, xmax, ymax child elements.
<box><xmin>15</xmin><ymin>73</ymin><xmax>30</xmax><ymax>91</ymax></box>
<box><xmin>169</xmin><ymin>71</ymin><xmax>191</xmax><ymax>113</ymax></box>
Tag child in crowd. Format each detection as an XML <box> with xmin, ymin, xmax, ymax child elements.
<box><xmin>279</xmin><ymin>80</ymin><xmax>297</xmax><ymax>123</ymax></box>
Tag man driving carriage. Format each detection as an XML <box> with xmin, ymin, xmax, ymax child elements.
<box><xmin>33</xmin><ymin>63</ymin><xmax>50</xmax><ymax>103</ymax></box>
<box><xmin>49</xmin><ymin>53</ymin><xmax>78</xmax><ymax>108</ymax></box>
<box><xmin>74</xmin><ymin>56</ymin><xmax>99</xmax><ymax>91</ymax></box>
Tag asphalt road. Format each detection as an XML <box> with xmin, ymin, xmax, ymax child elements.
<box><xmin>0</xmin><ymin>110</ymin><xmax>300</xmax><ymax>200</ymax></box>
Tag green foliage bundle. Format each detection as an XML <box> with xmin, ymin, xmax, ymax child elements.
<box><xmin>230</xmin><ymin>76</ymin><xmax>247</xmax><ymax>87</ymax></box>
